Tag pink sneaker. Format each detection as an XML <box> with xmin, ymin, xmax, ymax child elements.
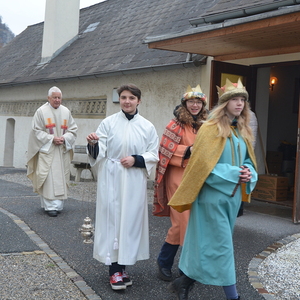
<box><xmin>122</xmin><ymin>270</ymin><xmax>133</xmax><ymax>286</ymax></box>
<box><xmin>110</xmin><ymin>272</ymin><xmax>126</xmax><ymax>290</ymax></box>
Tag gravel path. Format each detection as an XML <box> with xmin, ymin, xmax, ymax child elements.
<box><xmin>0</xmin><ymin>253</ymin><xmax>87</xmax><ymax>300</ymax></box>
<box><xmin>257</xmin><ymin>238</ymin><xmax>300</xmax><ymax>300</ymax></box>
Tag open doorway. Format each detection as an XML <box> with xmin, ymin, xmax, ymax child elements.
<box><xmin>211</xmin><ymin>60</ymin><xmax>300</xmax><ymax>222</ymax></box>
<box><xmin>249</xmin><ymin>63</ymin><xmax>300</xmax><ymax>222</ymax></box>
<box><xmin>265</xmin><ymin>64</ymin><xmax>299</xmax><ymax>205</ymax></box>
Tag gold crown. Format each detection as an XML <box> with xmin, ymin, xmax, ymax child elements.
<box><xmin>182</xmin><ymin>84</ymin><xmax>207</xmax><ymax>105</ymax></box>
<box><xmin>186</xmin><ymin>84</ymin><xmax>203</xmax><ymax>94</ymax></box>
<box><xmin>217</xmin><ymin>78</ymin><xmax>248</xmax><ymax>104</ymax></box>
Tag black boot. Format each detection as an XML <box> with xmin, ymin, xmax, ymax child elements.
<box><xmin>168</xmin><ymin>274</ymin><xmax>195</xmax><ymax>300</ymax></box>
<box><xmin>237</xmin><ymin>202</ymin><xmax>244</xmax><ymax>217</ymax></box>
<box><xmin>157</xmin><ymin>242</ymin><xmax>179</xmax><ymax>281</ymax></box>
<box><xmin>227</xmin><ymin>297</ymin><xmax>240</xmax><ymax>300</ymax></box>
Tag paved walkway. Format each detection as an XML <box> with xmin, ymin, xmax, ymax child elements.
<box><xmin>1</xmin><ymin>167</ymin><xmax>300</xmax><ymax>300</ymax></box>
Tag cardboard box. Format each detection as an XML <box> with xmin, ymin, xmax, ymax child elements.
<box><xmin>252</xmin><ymin>187</ymin><xmax>288</xmax><ymax>202</ymax></box>
<box><xmin>267</xmin><ymin>151</ymin><xmax>283</xmax><ymax>163</ymax></box>
<box><xmin>255</xmin><ymin>175</ymin><xmax>288</xmax><ymax>190</ymax></box>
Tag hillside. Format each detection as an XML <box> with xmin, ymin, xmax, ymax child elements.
<box><xmin>0</xmin><ymin>16</ymin><xmax>15</xmax><ymax>47</ymax></box>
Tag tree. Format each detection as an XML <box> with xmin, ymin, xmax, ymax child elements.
<box><xmin>0</xmin><ymin>16</ymin><xmax>15</xmax><ymax>48</ymax></box>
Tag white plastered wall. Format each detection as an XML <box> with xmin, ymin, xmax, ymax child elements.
<box><xmin>0</xmin><ymin>64</ymin><xmax>211</xmax><ymax>180</ymax></box>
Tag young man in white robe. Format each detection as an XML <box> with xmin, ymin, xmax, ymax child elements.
<box><xmin>87</xmin><ymin>84</ymin><xmax>159</xmax><ymax>291</ymax></box>
<box><xmin>27</xmin><ymin>86</ymin><xmax>78</xmax><ymax>217</ymax></box>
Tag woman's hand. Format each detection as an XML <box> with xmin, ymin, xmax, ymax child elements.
<box><xmin>239</xmin><ymin>165</ymin><xmax>252</xmax><ymax>183</ymax></box>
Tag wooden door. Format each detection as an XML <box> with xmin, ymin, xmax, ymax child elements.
<box><xmin>293</xmin><ymin>78</ymin><xmax>300</xmax><ymax>223</ymax></box>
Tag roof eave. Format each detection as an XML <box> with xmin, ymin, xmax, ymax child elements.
<box><xmin>0</xmin><ymin>62</ymin><xmax>200</xmax><ymax>88</ymax></box>
<box><xmin>144</xmin><ymin>4</ymin><xmax>300</xmax><ymax>45</ymax></box>
<box><xmin>189</xmin><ymin>0</ymin><xmax>300</xmax><ymax>26</ymax></box>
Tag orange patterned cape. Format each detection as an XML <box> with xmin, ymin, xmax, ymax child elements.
<box><xmin>153</xmin><ymin>119</ymin><xmax>183</xmax><ymax>216</ymax></box>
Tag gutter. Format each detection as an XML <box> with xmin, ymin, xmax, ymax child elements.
<box><xmin>190</xmin><ymin>0</ymin><xmax>300</xmax><ymax>25</ymax></box>
<box><xmin>144</xmin><ymin>3</ymin><xmax>300</xmax><ymax>44</ymax></box>
<box><xmin>0</xmin><ymin>61</ymin><xmax>201</xmax><ymax>88</ymax></box>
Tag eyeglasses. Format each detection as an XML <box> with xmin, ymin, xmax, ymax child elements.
<box><xmin>186</xmin><ymin>100</ymin><xmax>203</xmax><ymax>106</ymax></box>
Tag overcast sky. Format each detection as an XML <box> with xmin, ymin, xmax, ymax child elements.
<box><xmin>1</xmin><ymin>0</ymin><xmax>105</xmax><ymax>36</ymax></box>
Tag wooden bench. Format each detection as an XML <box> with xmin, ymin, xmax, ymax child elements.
<box><xmin>71</xmin><ymin>145</ymin><xmax>95</xmax><ymax>182</ymax></box>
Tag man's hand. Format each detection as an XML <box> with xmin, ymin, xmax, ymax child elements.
<box><xmin>53</xmin><ymin>136</ymin><xmax>65</xmax><ymax>145</ymax></box>
<box><xmin>120</xmin><ymin>156</ymin><xmax>135</xmax><ymax>168</ymax></box>
<box><xmin>86</xmin><ymin>133</ymin><xmax>99</xmax><ymax>145</ymax></box>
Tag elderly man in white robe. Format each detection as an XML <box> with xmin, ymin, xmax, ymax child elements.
<box><xmin>87</xmin><ymin>84</ymin><xmax>159</xmax><ymax>291</ymax></box>
<box><xmin>27</xmin><ymin>86</ymin><xmax>78</xmax><ymax>217</ymax></box>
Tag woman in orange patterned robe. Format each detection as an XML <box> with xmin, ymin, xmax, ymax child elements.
<box><xmin>153</xmin><ymin>85</ymin><xmax>208</xmax><ymax>281</ymax></box>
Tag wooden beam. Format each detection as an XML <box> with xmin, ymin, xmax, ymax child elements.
<box><xmin>215</xmin><ymin>45</ymin><xmax>300</xmax><ymax>61</ymax></box>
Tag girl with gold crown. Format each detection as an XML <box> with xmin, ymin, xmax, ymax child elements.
<box><xmin>154</xmin><ymin>84</ymin><xmax>208</xmax><ymax>281</ymax></box>
<box><xmin>168</xmin><ymin>79</ymin><xmax>257</xmax><ymax>300</ymax></box>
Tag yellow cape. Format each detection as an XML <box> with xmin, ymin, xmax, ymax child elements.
<box><xmin>168</xmin><ymin>122</ymin><xmax>257</xmax><ymax>212</ymax></box>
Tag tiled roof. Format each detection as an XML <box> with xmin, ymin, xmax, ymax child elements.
<box><xmin>0</xmin><ymin>0</ymin><xmax>218</xmax><ymax>86</ymax></box>
<box><xmin>0</xmin><ymin>0</ymin><xmax>281</xmax><ymax>86</ymax></box>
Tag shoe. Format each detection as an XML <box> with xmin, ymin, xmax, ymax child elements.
<box><xmin>46</xmin><ymin>210</ymin><xmax>58</xmax><ymax>217</ymax></box>
<box><xmin>168</xmin><ymin>274</ymin><xmax>195</xmax><ymax>300</ymax></box>
<box><xmin>110</xmin><ymin>272</ymin><xmax>126</xmax><ymax>290</ymax></box>
<box><xmin>122</xmin><ymin>270</ymin><xmax>132</xmax><ymax>286</ymax></box>
<box><xmin>157</xmin><ymin>259</ymin><xmax>172</xmax><ymax>281</ymax></box>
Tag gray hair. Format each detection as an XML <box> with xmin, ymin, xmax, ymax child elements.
<box><xmin>48</xmin><ymin>86</ymin><xmax>62</xmax><ymax>97</ymax></box>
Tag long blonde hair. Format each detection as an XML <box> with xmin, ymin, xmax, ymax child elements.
<box><xmin>206</xmin><ymin>100</ymin><xmax>254</xmax><ymax>143</ymax></box>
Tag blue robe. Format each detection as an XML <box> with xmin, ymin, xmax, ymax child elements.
<box><xmin>179</xmin><ymin>130</ymin><xmax>257</xmax><ymax>286</ymax></box>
